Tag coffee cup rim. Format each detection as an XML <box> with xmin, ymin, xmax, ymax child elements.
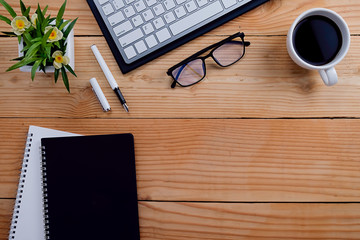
<box><xmin>287</xmin><ymin>8</ymin><xmax>350</xmax><ymax>70</ymax></box>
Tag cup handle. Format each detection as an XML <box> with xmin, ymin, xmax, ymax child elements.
<box><xmin>319</xmin><ymin>67</ymin><xmax>338</xmax><ymax>86</ymax></box>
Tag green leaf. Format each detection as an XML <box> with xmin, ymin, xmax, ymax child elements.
<box><xmin>63</xmin><ymin>17</ymin><xmax>77</xmax><ymax>39</ymax></box>
<box><xmin>35</xmin><ymin>17</ymin><xmax>41</xmax><ymax>37</ymax></box>
<box><xmin>64</xmin><ymin>64</ymin><xmax>76</xmax><ymax>77</ymax></box>
<box><xmin>36</xmin><ymin>4</ymin><xmax>45</xmax><ymax>25</ymax></box>
<box><xmin>25</xmin><ymin>41</ymin><xmax>41</xmax><ymax>58</ymax></box>
<box><xmin>54</xmin><ymin>41</ymin><xmax>60</xmax><ymax>48</ymax></box>
<box><xmin>6</xmin><ymin>56</ymin><xmax>38</xmax><ymax>72</ymax></box>
<box><xmin>11</xmin><ymin>56</ymin><xmax>24</xmax><ymax>61</ymax></box>
<box><xmin>41</xmin><ymin>14</ymin><xmax>51</xmax><ymax>33</ymax></box>
<box><xmin>59</xmin><ymin>19</ymin><xmax>71</xmax><ymax>31</ymax></box>
<box><xmin>41</xmin><ymin>26</ymin><xmax>53</xmax><ymax>48</ymax></box>
<box><xmin>21</xmin><ymin>46</ymin><xmax>29</xmax><ymax>52</ymax></box>
<box><xmin>54</xmin><ymin>68</ymin><xmax>59</xmax><ymax>83</ymax></box>
<box><xmin>31</xmin><ymin>59</ymin><xmax>42</xmax><ymax>81</ymax></box>
<box><xmin>61</xmin><ymin>67</ymin><xmax>70</xmax><ymax>92</ymax></box>
<box><xmin>40</xmin><ymin>64</ymin><xmax>46</xmax><ymax>73</ymax></box>
<box><xmin>42</xmin><ymin>5</ymin><xmax>48</xmax><ymax>16</ymax></box>
<box><xmin>17</xmin><ymin>35</ymin><xmax>21</xmax><ymax>44</ymax></box>
<box><xmin>0</xmin><ymin>0</ymin><xmax>17</xmax><ymax>18</ymax></box>
<box><xmin>45</xmin><ymin>45</ymin><xmax>51</xmax><ymax>59</ymax></box>
<box><xmin>56</xmin><ymin>0</ymin><xmax>67</xmax><ymax>28</ymax></box>
<box><xmin>0</xmin><ymin>14</ymin><xmax>11</xmax><ymax>25</ymax></box>
<box><xmin>24</xmin><ymin>6</ymin><xmax>31</xmax><ymax>18</ymax></box>
<box><xmin>42</xmin><ymin>58</ymin><xmax>47</xmax><ymax>66</ymax></box>
<box><xmin>30</xmin><ymin>37</ymin><xmax>42</xmax><ymax>42</ymax></box>
<box><xmin>23</xmin><ymin>32</ymin><xmax>32</xmax><ymax>45</ymax></box>
<box><xmin>20</xmin><ymin>0</ymin><xmax>26</xmax><ymax>16</ymax></box>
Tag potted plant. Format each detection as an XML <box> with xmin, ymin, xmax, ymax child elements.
<box><xmin>0</xmin><ymin>0</ymin><xmax>77</xmax><ymax>92</ymax></box>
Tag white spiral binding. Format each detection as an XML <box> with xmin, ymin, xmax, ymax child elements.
<box><xmin>9</xmin><ymin>133</ymin><xmax>33</xmax><ymax>240</ymax></box>
<box><xmin>41</xmin><ymin>145</ymin><xmax>50</xmax><ymax>240</ymax></box>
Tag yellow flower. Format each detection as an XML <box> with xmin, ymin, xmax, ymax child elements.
<box><xmin>31</xmin><ymin>13</ymin><xmax>37</xmax><ymax>28</ymax></box>
<box><xmin>11</xmin><ymin>16</ymin><xmax>31</xmax><ymax>36</ymax></box>
<box><xmin>52</xmin><ymin>50</ymin><xmax>70</xmax><ymax>69</ymax></box>
<box><xmin>45</xmin><ymin>26</ymin><xmax>63</xmax><ymax>42</ymax></box>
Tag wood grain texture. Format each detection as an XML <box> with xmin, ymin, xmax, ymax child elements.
<box><xmin>1</xmin><ymin>119</ymin><xmax>360</xmax><ymax>201</ymax></box>
<box><xmin>1</xmin><ymin>0</ymin><xmax>360</xmax><ymax>239</ymax></box>
<box><xmin>0</xmin><ymin>36</ymin><xmax>359</xmax><ymax>118</ymax></box>
<box><xmin>1</xmin><ymin>0</ymin><xmax>360</xmax><ymax>36</ymax></box>
<box><xmin>0</xmin><ymin>199</ymin><xmax>360</xmax><ymax>240</ymax></box>
<box><xmin>139</xmin><ymin>202</ymin><xmax>360</xmax><ymax>239</ymax></box>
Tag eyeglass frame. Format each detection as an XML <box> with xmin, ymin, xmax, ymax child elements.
<box><xmin>167</xmin><ymin>32</ymin><xmax>250</xmax><ymax>88</ymax></box>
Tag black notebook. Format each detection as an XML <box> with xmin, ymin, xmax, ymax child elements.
<box><xmin>41</xmin><ymin>134</ymin><xmax>140</xmax><ymax>240</ymax></box>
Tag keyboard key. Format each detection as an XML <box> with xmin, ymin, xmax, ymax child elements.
<box><xmin>176</xmin><ymin>0</ymin><xmax>186</xmax><ymax>4</ymax></box>
<box><xmin>145</xmin><ymin>0</ymin><xmax>157</xmax><ymax>6</ymax></box>
<box><xmin>142</xmin><ymin>23</ymin><xmax>154</xmax><ymax>34</ymax></box>
<box><xmin>124</xmin><ymin>45</ymin><xmax>137</xmax><ymax>59</ymax></box>
<box><xmin>145</xmin><ymin>35</ymin><xmax>158</xmax><ymax>48</ymax></box>
<box><xmin>113</xmin><ymin>0</ymin><xmax>124</xmax><ymax>9</ymax></box>
<box><xmin>153</xmin><ymin>4</ymin><xmax>165</xmax><ymax>15</ymax></box>
<box><xmin>156</xmin><ymin>28</ymin><xmax>171</xmax><ymax>42</ymax></box>
<box><xmin>108</xmin><ymin>11</ymin><xmax>125</xmax><ymax>26</ymax></box>
<box><xmin>99</xmin><ymin>0</ymin><xmax>109</xmax><ymax>5</ymax></box>
<box><xmin>163</xmin><ymin>0</ymin><xmax>175</xmax><ymax>10</ymax></box>
<box><xmin>185</xmin><ymin>0</ymin><xmax>197</xmax><ymax>12</ymax></box>
<box><xmin>118</xmin><ymin>28</ymin><xmax>144</xmax><ymax>47</ymax></box>
<box><xmin>174</xmin><ymin>6</ymin><xmax>186</xmax><ymax>18</ymax></box>
<box><xmin>134</xmin><ymin>0</ymin><xmax>146</xmax><ymax>12</ymax></box>
<box><xmin>142</xmin><ymin>9</ymin><xmax>154</xmax><ymax>21</ymax></box>
<box><xmin>135</xmin><ymin>40</ymin><xmax>147</xmax><ymax>53</ymax></box>
<box><xmin>196</xmin><ymin>0</ymin><xmax>207</xmax><ymax>7</ymax></box>
<box><xmin>102</xmin><ymin>3</ymin><xmax>114</xmax><ymax>15</ymax></box>
<box><xmin>222</xmin><ymin>0</ymin><xmax>236</xmax><ymax>8</ymax></box>
<box><xmin>132</xmin><ymin>15</ymin><xmax>144</xmax><ymax>27</ymax></box>
<box><xmin>125</xmin><ymin>0</ymin><xmax>135</xmax><ymax>4</ymax></box>
<box><xmin>170</xmin><ymin>1</ymin><xmax>223</xmax><ymax>35</ymax></box>
<box><xmin>113</xmin><ymin>20</ymin><xmax>133</xmax><ymax>36</ymax></box>
<box><xmin>153</xmin><ymin>17</ymin><xmax>165</xmax><ymax>29</ymax></box>
<box><xmin>124</xmin><ymin>6</ymin><xmax>136</xmax><ymax>17</ymax></box>
<box><xmin>164</xmin><ymin>12</ymin><xmax>176</xmax><ymax>23</ymax></box>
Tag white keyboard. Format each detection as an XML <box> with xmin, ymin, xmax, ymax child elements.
<box><xmin>94</xmin><ymin>0</ymin><xmax>253</xmax><ymax>64</ymax></box>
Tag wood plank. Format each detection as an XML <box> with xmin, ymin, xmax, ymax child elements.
<box><xmin>0</xmin><ymin>36</ymin><xmax>360</xmax><ymax>118</ymax></box>
<box><xmin>1</xmin><ymin>118</ymin><xmax>360</xmax><ymax>201</ymax></box>
<box><xmin>0</xmin><ymin>199</ymin><xmax>360</xmax><ymax>239</ymax></box>
<box><xmin>1</xmin><ymin>0</ymin><xmax>360</xmax><ymax>36</ymax></box>
<box><xmin>139</xmin><ymin>202</ymin><xmax>360</xmax><ymax>239</ymax></box>
<box><xmin>0</xmin><ymin>199</ymin><xmax>12</xmax><ymax>240</ymax></box>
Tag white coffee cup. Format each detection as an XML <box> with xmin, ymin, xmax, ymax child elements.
<box><xmin>287</xmin><ymin>8</ymin><xmax>350</xmax><ymax>86</ymax></box>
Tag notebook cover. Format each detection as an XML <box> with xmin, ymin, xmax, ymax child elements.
<box><xmin>41</xmin><ymin>134</ymin><xmax>140</xmax><ymax>240</ymax></box>
<box><xmin>8</xmin><ymin>126</ymin><xmax>79</xmax><ymax>240</ymax></box>
<box><xmin>86</xmin><ymin>0</ymin><xmax>270</xmax><ymax>73</ymax></box>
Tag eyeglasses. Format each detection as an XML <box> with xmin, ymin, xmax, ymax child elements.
<box><xmin>167</xmin><ymin>32</ymin><xmax>250</xmax><ymax>88</ymax></box>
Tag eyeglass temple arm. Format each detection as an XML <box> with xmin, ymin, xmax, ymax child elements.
<box><xmin>244</xmin><ymin>41</ymin><xmax>250</xmax><ymax>46</ymax></box>
<box><xmin>173</xmin><ymin>33</ymin><xmax>244</xmax><ymax>69</ymax></box>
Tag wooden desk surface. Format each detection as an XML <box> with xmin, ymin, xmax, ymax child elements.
<box><xmin>1</xmin><ymin>0</ymin><xmax>360</xmax><ymax>239</ymax></box>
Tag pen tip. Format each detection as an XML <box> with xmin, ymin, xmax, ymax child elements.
<box><xmin>123</xmin><ymin>103</ymin><xmax>129</xmax><ymax>112</ymax></box>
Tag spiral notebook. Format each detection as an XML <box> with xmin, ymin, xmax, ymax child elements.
<box><xmin>9</xmin><ymin>126</ymin><xmax>79</xmax><ymax>240</ymax></box>
<box><xmin>41</xmin><ymin>134</ymin><xmax>140</xmax><ymax>240</ymax></box>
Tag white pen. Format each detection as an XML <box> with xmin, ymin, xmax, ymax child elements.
<box><xmin>91</xmin><ymin>44</ymin><xmax>129</xmax><ymax>112</ymax></box>
<box><xmin>89</xmin><ymin>77</ymin><xmax>111</xmax><ymax>112</ymax></box>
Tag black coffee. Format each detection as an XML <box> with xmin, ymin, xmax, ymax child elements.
<box><xmin>293</xmin><ymin>15</ymin><xmax>342</xmax><ymax>66</ymax></box>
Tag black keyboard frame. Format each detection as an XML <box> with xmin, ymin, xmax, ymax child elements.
<box><xmin>87</xmin><ymin>0</ymin><xmax>269</xmax><ymax>73</ymax></box>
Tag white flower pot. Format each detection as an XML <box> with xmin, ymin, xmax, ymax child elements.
<box><xmin>18</xmin><ymin>28</ymin><xmax>75</xmax><ymax>72</ymax></box>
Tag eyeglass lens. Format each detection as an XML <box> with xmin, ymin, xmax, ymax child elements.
<box><xmin>172</xmin><ymin>58</ymin><xmax>205</xmax><ymax>86</ymax></box>
<box><xmin>172</xmin><ymin>40</ymin><xmax>244</xmax><ymax>86</ymax></box>
<box><xmin>212</xmin><ymin>41</ymin><xmax>244</xmax><ymax>67</ymax></box>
